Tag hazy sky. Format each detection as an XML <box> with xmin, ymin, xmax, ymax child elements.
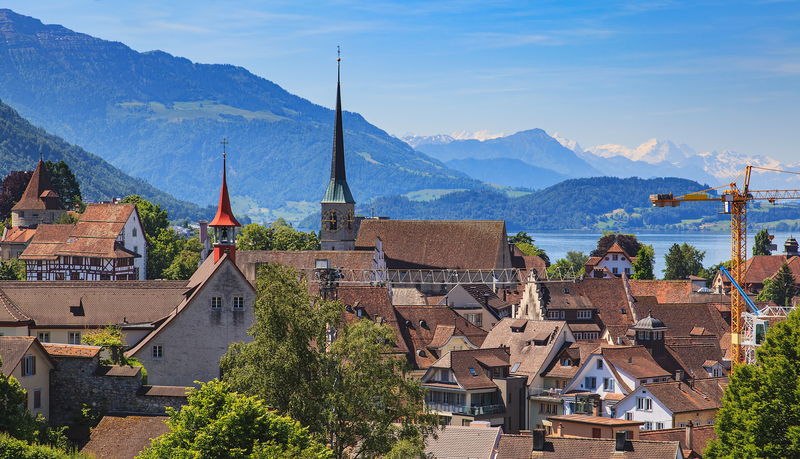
<box><xmin>4</xmin><ymin>1</ymin><xmax>800</xmax><ymax>162</ymax></box>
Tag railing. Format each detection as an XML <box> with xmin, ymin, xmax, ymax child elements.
<box><xmin>528</xmin><ymin>387</ymin><xmax>562</xmax><ymax>399</ymax></box>
<box><xmin>426</xmin><ymin>402</ymin><xmax>506</xmax><ymax>416</ymax></box>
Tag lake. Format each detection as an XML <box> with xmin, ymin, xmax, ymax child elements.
<box><xmin>525</xmin><ymin>231</ymin><xmax>797</xmax><ymax>276</ymax></box>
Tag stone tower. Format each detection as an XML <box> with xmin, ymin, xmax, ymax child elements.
<box><xmin>11</xmin><ymin>159</ymin><xmax>66</xmax><ymax>228</ymax></box>
<box><xmin>320</xmin><ymin>56</ymin><xmax>356</xmax><ymax>251</ymax></box>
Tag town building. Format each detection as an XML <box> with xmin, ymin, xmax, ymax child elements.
<box><xmin>423</xmin><ymin>424</ymin><xmax>502</xmax><ymax>459</ymax></box>
<box><xmin>440</xmin><ymin>283</ymin><xmax>512</xmax><ymax>332</ymax></box>
<box><xmin>497</xmin><ymin>431</ymin><xmax>684</xmax><ymax>459</ymax></box>
<box><xmin>0</xmin><ymin>336</ymin><xmax>55</xmax><ymax>420</ymax></box>
<box><xmin>584</xmin><ymin>243</ymin><xmax>636</xmax><ymax>279</ymax></box>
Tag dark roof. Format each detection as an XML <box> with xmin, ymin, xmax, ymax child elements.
<box><xmin>658</xmin><ymin>343</ymin><xmax>726</xmax><ymax>381</ymax></box>
<box><xmin>481</xmin><ymin>318</ymin><xmax>565</xmax><ymax>385</ymax></box>
<box><xmin>739</xmin><ymin>255</ymin><xmax>800</xmax><ymax>286</ymax></box>
<box><xmin>424</xmin><ymin>425</ymin><xmax>501</xmax><ymax>459</ymax></box>
<box><xmin>540</xmin><ymin>278</ymin><xmax>635</xmax><ymax>339</ymax></box>
<box><xmin>337</xmin><ymin>286</ymin><xmax>409</xmax><ymax>355</ymax></box>
<box><xmin>603</xmin><ymin>346</ymin><xmax>671</xmax><ymax>381</ymax></box>
<box><xmin>427</xmin><ymin>347</ymin><xmax>511</xmax><ymax>390</ymax></box>
<box><xmin>456</xmin><ymin>283</ymin><xmax>512</xmax><ymax>316</ymax></box>
<box><xmin>94</xmin><ymin>365</ymin><xmax>142</xmax><ymax>377</ymax></box>
<box><xmin>631</xmin><ymin>310</ymin><xmax>668</xmax><ymax>330</ymax></box>
<box><xmin>81</xmin><ymin>415</ymin><xmax>170</xmax><ymax>459</ymax></box>
<box><xmin>136</xmin><ymin>385</ymin><xmax>191</xmax><ymax>397</ymax></box>
<box><xmin>209</xmin><ymin>155</ymin><xmax>241</xmax><ymax>228</ymax></box>
<box><xmin>235</xmin><ymin>250</ymin><xmax>375</xmax><ymax>283</ymax></box>
<box><xmin>12</xmin><ymin>160</ymin><xmax>64</xmax><ymax>212</ymax></box>
<box><xmin>641</xmin><ymin>377</ymin><xmax>729</xmax><ymax>414</ymax></box>
<box><xmin>322</xmin><ymin>77</ymin><xmax>355</xmax><ymax>204</ymax></box>
<box><xmin>640</xmin><ymin>425</ymin><xmax>717</xmax><ymax>458</ymax></box>
<box><xmin>355</xmin><ymin>219</ymin><xmax>510</xmax><ymax>269</ymax></box>
<box><xmin>0</xmin><ymin>336</ymin><xmax>56</xmax><ymax>376</ymax></box>
<box><xmin>0</xmin><ymin>280</ymin><xmax>187</xmax><ymax>327</ymax></box>
<box><xmin>497</xmin><ymin>435</ymin><xmax>681</xmax><ymax>459</ymax></box>
<box><xmin>0</xmin><ymin>287</ymin><xmax>31</xmax><ymax>323</ymax></box>
<box><xmin>394</xmin><ymin>304</ymin><xmax>488</xmax><ymax>371</ymax></box>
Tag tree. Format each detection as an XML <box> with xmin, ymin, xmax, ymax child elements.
<box><xmin>220</xmin><ymin>264</ymin><xmax>438</xmax><ymax>459</ymax></box>
<box><xmin>590</xmin><ymin>231</ymin><xmax>642</xmax><ymax>258</ymax></box>
<box><xmin>550</xmin><ymin>251</ymin><xmax>588</xmax><ymax>276</ymax></box>
<box><xmin>756</xmin><ymin>262</ymin><xmax>798</xmax><ymax>307</ymax></box>
<box><xmin>705</xmin><ymin>308</ymin><xmax>800</xmax><ymax>459</ymax></box>
<box><xmin>663</xmin><ymin>242</ymin><xmax>706</xmax><ymax>280</ymax></box>
<box><xmin>82</xmin><ymin>325</ymin><xmax>129</xmax><ymax>365</ymax></box>
<box><xmin>54</xmin><ymin>213</ymin><xmax>79</xmax><ymax>224</ymax></box>
<box><xmin>631</xmin><ymin>245</ymin><xmax>655</xmax><ymax>280</ymax></box>
<box><xmin>753</xmin><ymin>228</ymin><xmax>772</xmax><ymax>256</ymax></box>
<box><xmin>121</xmin><ymin>195</ymin><xmax>169</xmax><ymax>240</ymax></box>
<box><xmin>161</xmin><ymin>238</ymin><xmax>203</xmax><ymax>280</ymax></box>
<box><xmin>0</xmin><ymin>170</ymin><xmax>33</xmax><ymax>223</ymax></box>
<box><xmin>271</xmin><ymin>226</ymin><xmax>320</xmax><ymax>251</ymax></box>
<box><xmin>509</xmin><ymin>231</ymin><xmax>534</xmax><ymax>245</ymax></box>
<box><xmin>137</xmin><ymin>379</ymin><xmax>332</xmax><ymax>459</ymax></box>
<box><xmin>705</xmin><ymin>260</ymin><xmax>732</xmax><ymax>288</ymax></box>
<box><xmin>146</xmin><ymin>228</ymin><xmax>185</xmax><ymax>279</ymax></box>
<box><xmin>0</xmin><ymin>259</ymin><xmax>25</xmax><ymax>280</ymax></box>
<box><xmin>45</xmin><ymin>160</ymin><xmax>82</xmax><ymax>210</ymax></box>
<box><xmin>509</xmin><ymin>231</ymin><xmax>551</xmax><ymax>265</ymax></box>
<box><xmin>239</xmin><ymin>223</ymin><xmax>273</xmax><ymax>251</ymax></box>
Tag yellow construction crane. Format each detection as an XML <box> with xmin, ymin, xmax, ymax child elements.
<box><xmin>650</xmin><ymin>166</ymin><xmax>800</xmax><ymax>366</ymax></box>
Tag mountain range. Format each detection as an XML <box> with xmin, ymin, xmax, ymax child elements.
<box><xmin>0</xmin><ymin>9</ymin><xmax>480</xmax><ymax>221</ymax></box>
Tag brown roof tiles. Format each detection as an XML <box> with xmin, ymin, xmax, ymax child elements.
<box><xmin>481</xmin><ymin>318</ymin><xmax>565</xmax><ymax>385</ymax></box>
<box><xmin>42</xmin><ymin>343</ymin><xmax>101</xmax><ymax>358</ymax></box>
<box><xmin>12</xmin><ymin>160</ymin><xmax>65</xmax><ymax>212</ymax></box>
<box><xmin>81</xmin><ymin>415</ymin><xmax>171</xmax><ymax>459</ymax></box>
<box><xmin>603</xmin><ymin>346</ymin><xmax>672</xmax><ymax>381</ymax></box>
<box><xmin>497</xmin><ymin>435</ymin><xmax>681</xmax><ymax>459</ymax></box>
<box><xmin>428</xmin><ymin>347</ymin><xmax>511</xmax><ymax>390</ymax></box>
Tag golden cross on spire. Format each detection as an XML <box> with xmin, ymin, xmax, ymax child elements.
<box><xmin>221</xmin><ymin>138</ymin><xmax>229</xmax><ymax>158</ymax></box>
<box><xmin>337</xmin><ymin>46</ymin><xmax>340</xmax><ymax>82</ymax></box>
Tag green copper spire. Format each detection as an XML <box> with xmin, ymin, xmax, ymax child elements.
<box><xmin>322</xmin><ymin>48</ymin><xmax>355</xmax><ymax>204</ymax></box>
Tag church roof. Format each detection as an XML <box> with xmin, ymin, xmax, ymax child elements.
<box><xmin>11</xmin><ymin>160</ymin><xmax>65</xmax><ymax>212</ymax></box>
<box><xmin>321</xmin><ymin>74</ymin><xmax>355</xmax><ymax>204</ymax></box>
<box><xmin>209</xmin><ymin>153</ymin><xmax>241</xmax><ymax>228</ymax></box>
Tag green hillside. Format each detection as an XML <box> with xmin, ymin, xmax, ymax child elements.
<box><xmin>0</xmin><ymin>9</ymin><xmax>481</xmax><ymax>222</ymax></box>
<box><xmin>0</xmin><ymin>99</ymin><xmax>212</xmax><ymax>220</ymax></box>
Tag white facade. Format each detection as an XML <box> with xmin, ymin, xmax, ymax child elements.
<box><xmin>562</xmin><ymin>353</ymin><xmax>628</xmax><ymax>417</ymax></box>
<box><xmin>118</xmin><ymin>209</ymin><xmax>147</xmax><ymax>280</ymax></box>
<box><xmin>613</xmin><ymin>387</ymin><xmax>674</xmax><ymax>430</ymax></box>
<box><xmin>593</xmin><ymin>254</ymin><xmax>634</xmax><ymax>278</ymax></box>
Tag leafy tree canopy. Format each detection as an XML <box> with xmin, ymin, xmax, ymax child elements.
<box><xmin>591</xmin><ymin>231</ymin><xmax>642</xmax><ymax>258</ymax></box>
<box><xmin>550</xmin><ymin>251</ymin><xmax>588</xmax><ymax>276</ymax></box>
<box><xmin>632</xmin><ymin>245</ymin><xmax>655</xmax><ymax>280</ymax></box>
<box><xmin>706</xmin><ymin>308</ymin><xmax>800</xmax><ymax>458</ymax></box>
<box><xmin>0</xmin><ymin>259</ymin><xmax>25</xmax><ymax>280</ymax></box>
<box><xmin>137</xmin><ymin>379</ymin><xmax>332</xmax><ymax>459</ymax></box>
<box><xmin>753</xmin><ymin>228</ymin><xmax>773</xmax><ymax>256</ymax></box>
<box><xmin>663</xmin><ymin>242</ymin><xmax>706</xmax><ymax>280</ymax></box>
<box><xmin>44</xmin><ymin>160</ymin><xmax>82</xmax><ymax>210</ymax></box>
<box><xmin>121</xmin><ymin>195</ymin><xmax>169</xmax><ymax>240</ymax></box>
<box><xmin>0</xmin><ymin>170</ymin><xmax>32</xmax><ymax>223</ymax></box>
<box><xmin>756</xmin><ymin>262</ymin><xmax>798</xmax><ymax>307</ymax></box>
<box><xmin>238</xmin><ymin>223</ymin><xmax>320</xmax><ymax>252</ymax></box>
<box><xmin>220</xmin><ymin>263</ymin><xmax>438</xmax><ymax>459</ymax></box>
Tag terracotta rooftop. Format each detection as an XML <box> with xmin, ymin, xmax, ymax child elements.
<box><xmin>0</xmin><ymin>287</ymin><xmax>31</xmax><ymax>323</ymax></box>
<box><xmin>632</xmin><ymin>299</ymin><xmax>730</xmax><ymax>340</ymax></box>
<box><xmin>640</xmin><ymin>425</ymin><xmax>716</xmax><ymax>458</ymax></box>
<box><xmin>80</xmin><ymin>415</ymin><xmax>170</xmax><ymax>459</ymax></box>
<box><xmin>540</xmin><ymin>278</ymin><xmax>636</xmax><ymax>339</ymax></box>
<box><xmin>628</xmin><ymin>280</ymin><xmax>695</xmax><ymax>303</ymax></box>
<box><xmin>1</xmin><ymin>226</ymin><xmax>37</xmax><ymax>244</ymax></box>
<box><xmin>738</xmin><ymin>255</ymin><xmax>800</xmax><ymax>286</ymax></box>
<box><xmin>355</xmin><ymin>219</ymin><xmax>510</xmax><ymax>269</ymax></box>
<box><xmin>234</xmin><ymin>249</ymin><xmax>375</xmax><ymax>284</ymax></box>
<box><xmin>42</xmin><ymin>343</ymin><xmax>101</xmax><ymax>358</ymax></box>
<box><xmin>540</xmin><ymin>341</ymin><xmax>599</xmax><ymax>380</ymax></box>
<box><xmin>424</xmin><ymin>425</ymin><xmax>501</xmax><ymax>459</ymax></box>
<box><xmin>603</xmin><ymin>346</ymin><xmax>672</xmax><ymax>382</ymax></box>
<box><xmin>336</xmin><ymin>286</ymin><xmax>409</xmax><ymax>355</ymax></box>
<box><xmin>427</xmin><ymin>347</ymin><xmax>511</xmax><ymax>390</ymax></box>
<box><xmin>481</xmin><ymin>318</ymin><xmax>566</xmax><ymax>385</ymax></box>
<box><xmin>657</xmin><ymin>343</ymin><xmax>726</xmax><ymax>381</ymax></box>
<box><xmin>394</xmin><ymin>304</ymin><xmax>488</xmax><ymax>371</ymax></box>
<box><xmin>136</xmin><ymin>385</ymin><xmax>191</xmax><ymax>397</ymax></box>
<box><xmin>456</xmin><ymin>283</ymin><xmax>513</xmax><ymax>316</ymax></box>
<box><xmin>497</xmin><ymin>435</ymin><xmax>681</xmax><ymax>459</ymax></box>
<box><xmin>639</xmin><ymin>377</ymin><xmax>728</xmax><ymax>414</ymax></box>
<box><xmin>548</xmin><ymin>414</ymin><xmax>644</xmax><ymax>426</ymax></box>
<box><xmin>585</xmin><ymin>242</ymin><xmax>637</xmax><ymax>269</ymax></box>
<box><xmin>11</xmin><ymin>160</ymin><xmax>64</xmax><ymax>212</ymax></box>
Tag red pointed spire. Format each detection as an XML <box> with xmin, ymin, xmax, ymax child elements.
<box><xmin>209</xmin><ymin>143</ymin><xmax>241</xmax><ymax>228</ymax></box>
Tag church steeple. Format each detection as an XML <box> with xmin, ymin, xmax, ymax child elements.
<box><xmin>209</xmin><ymin>139</ymin><xmax>241</xmax><ymax>263</ymax></box>
<box><xmin>321</xmin><ymin>49</ymin><xmax>357</xmax><ymax>251</ymax></box>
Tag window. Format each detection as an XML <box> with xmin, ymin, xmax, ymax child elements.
<box><xmin>548</xmin><ymin>310</ymin><xmax>560</xmax><ymax>319</ymax></box>
<box><xmin>37</xmin><ymin>332</ymin><xmax>50</xmax><ymax>343</ymax></box>
<box><xmin>511</xmin><ymin>362</ymin><xmax>521</xmax><ymax>373</ymax></box>
<box><xmin>636</xmin><ymin>397</ymin><xmax>652</xmax><ymax>411</ymax></box>
<box><xmin>134</xmin><ymin>246</ymin><xmax>139</xmax><ymax>254</ymax></box>
<box><xmin>612</xmin><ymin>267</ymin><xmax>619</xmax><ymax>274</ymax></box>
<box><xmin>639</xmin><ymin>379</ymin><xmax>648</xmax><ymax>385</ymax></box>
<box><xmin>132</xmin><ymin>228</ymin><xmax>137</xmax><ymax>237</ymax></box>
<box><xmin>562</xmin><ymin>358</ymin><xmax>571</xmax><ymax>366</ymax></box>
<box><xmin>584</xmin><ymin>376</ymin><xmax>597</xmax><ymax>389</ymax></box>
<box><xmin>68</xmin><ymin>332</ymin><xmax>81</xmax><ymax>345</ymax></box>
<box><xmin>625</xmin><ymin>412</ymin><xmax>633</xmax><ymax>421</ymax></box>
<box><xmin>22</xmin><ymin>355</ymin><xmax>36</xmax><ymax>377</ymax></box>
<box><xmin>679</xmin><ymin>422</ymin><xmax>686</xmax><ymax>428</ymax></box>
<box><xmin>707</xmin><ymin>419</ymin><xmax>715</xmax><ymax>425</ymax></box>
<box><xmin>578</xmin><ymin>310</ymin><xmax>592</xmax><ymax>319</ymax></box>
<box><xmin>152</xmin><ymin>345</ymin><xmax>163</xmax><ymax>358</ymax></box>
<box><xmin>612</xmin><ymin>254</ymin><xmax>619</xmax><ymax>261</ymax></box>
<box><xmin>624</xmin><ymin>268</ymin><xmax>631</xmax><ymax>274</ymax></box>
<box><xmin>33</xmin><ymin>389</ymin><xmax>41</xmax><ymax>409</ymax></box>
<box><xmin>211</xmin><ymin>297</ymin><xmax>222</xmax><ymax>310</ymax></box>
<box><xmin>440</xmin><ymin>370</ymin><xmax>450</xmax><ymax>382</ymax></box>
<box><xmin>656</xmin><ymin>422</ymin><xmax>664</xmax><ymax>430</ymax></box>
<box><xmin>597</xmin><ymin>359</ymin><xmax>603</xmax><ymax>369</ymax></box>
<box><xmin>466</xmin><ymin>313</ymin><xmax>482</xmax><ymax>327</ymax></box>
<box><xmin>643</xmin><ymin>422</ymin><xmax>652</xmax><ymax>430</ymax></box>
<box><xmin>233</xmin><ymin>296</ymin><xmax>244</xmax><ymax>310</ymax></box>
<box><xmin>469</xmin><ymin>367</ymin><xmax>478</xmax><ymax>376</ymax></box>
<box><xmin>603</xmin><ymin>378</ymin><xmax>614</xmax><ymax>391</ymax></box>
<box><xmin>695</xmin><ymin>421</ymin><xmax>702</xmax><ymax>427</ymax></box>
<box><xmin>712</xmin><ymin>367</ymin><xmax>721</xmax><ymax>377</ymax></box>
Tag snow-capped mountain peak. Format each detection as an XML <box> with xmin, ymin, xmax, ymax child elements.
<box><xmin>450</xmin><ymin>129</ymin><xmax>506</xmax><ymax>141</ymax></box>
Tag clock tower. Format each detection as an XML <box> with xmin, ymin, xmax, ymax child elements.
<box><xmin>321</xmin><ymin>52</ymin><xmax>357</xmax><ymax>251</ymax></box>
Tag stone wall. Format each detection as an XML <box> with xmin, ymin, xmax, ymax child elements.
<box><xmin>49</xmin><ymin>355</ymin><xmax>187</xmax><ymax>424</ymax></box>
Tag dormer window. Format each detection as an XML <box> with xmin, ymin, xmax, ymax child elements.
<box><xmin>562</xmin><ymin>358</ymin><xmax>571</xmax><ymax>366</ymax></box>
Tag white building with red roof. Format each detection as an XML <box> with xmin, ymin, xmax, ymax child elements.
<box><xmin>585</xmin><ymin>243</ymin><xmax>636</xmax><ymax>279</ymax></box>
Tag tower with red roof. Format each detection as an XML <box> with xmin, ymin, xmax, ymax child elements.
<box><xmin>208</xmin><ymin>140</ymin><xmax>241</xmax><ymax>263</ymax></box>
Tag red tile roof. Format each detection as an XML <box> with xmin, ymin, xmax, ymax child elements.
<box><xmin>540</xmin><ymin>341</ymin><xmax>599</xmax><ymax>380</ymax></box>
<box><xmin>603</xmin><ymin>346</ymin><xmax>672</xmax><ymax>382</ymax></box>
<box><xmin>641</xmin><ymin>377</ymin><xmax>728</xmax><ymax>414</ymax></box>
<box><xmin>633</xmin><ymin>299</ymin><xmax>730</xmax><ymax>340</ymax></box>
<box><xmin>81</xmin><ymin>415</ymin><xmax>170</xmax><ymax>459</ymax></box>
<box><xmin>12</xmin><ymin>160</ymin><xmax>65</xmax><ymax>212</ymax></box>
<box><xmin>355</xmin><ymin>220</ymin><xmax>511</xmax><ymax>269</ymax></box>
<box><xmin>481</xmin><ymin>318</ymin><xmax>565</xmax><ymax>385</ymax></box>
<box><xmin>427</xmin><ymin>347</ymin><xmax>511</xmax><ymax>390</ymax></box>
<box><xmin>629</xmin><ymin>280</ymin><xmax>695</xmax><ymax>303</ymax></box>
<box><xmin>639</xmin><ymin>425</ymin><xmax>717</xmax><ymax>458</ymax></box>
<box><xmin>42</xmin><ymin>343</ymin><xmax>101</xmax><ymax>358</ymax></box>
<box><xmin>208</xmin><ymin>157</ymin><xmax>241</xmax><ymax>228</ymax></box>
<box><xmin>425</xmin><ymin>425</ymin><xmax>501</xmax><ymax>459</ymax></box>
<box><xmin>1</xmin><ymin>226</ymin><xmax>37</xmax><ymax>244</ymax></box>
<box><xmin>336</xmin><ymin>286</ymin><xmax>409</xmax><ymax>355</ymax></box>
<box><xmin>498</xmin><ymin>435</ymin><xmax>681</xmax><ymax>459</ymax></box>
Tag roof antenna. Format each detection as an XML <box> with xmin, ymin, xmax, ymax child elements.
<box><xmin>337</xmin><ymin>46</ymin><xmax>341</xmax><ymax>82</ymax></box>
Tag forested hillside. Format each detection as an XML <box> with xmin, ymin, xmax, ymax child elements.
<box><xmin>0</xmin><ymin>9</ymin><xmax>481</xmax><ymax>214</ymax></box>
<box><xmin>0</xmin><ymin>99</ymin><xmax>212</xmax><ymax>220</ymax></box>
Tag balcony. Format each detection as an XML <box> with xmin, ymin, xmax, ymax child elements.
<box><xmin>528</xmin><ymin>387</ymin><xmax>562</xmax><ymax>401</ymax></box>
<box><xmin>426</xmin><ymin>402</ymin><xmax>506</xmax><ymax>416</ymax></box>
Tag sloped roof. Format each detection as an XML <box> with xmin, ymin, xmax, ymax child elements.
<box><xmin>643</xmin><ymin>377</ymin><xmax>728</xmax><ymax>414</ymax></box>
<box><xmin>391</xmin><ymin>288</ymin><xmax>428</xmax><ymax>305</ymax></box>
<box><xmin>640</xmin><ymin>425</ymin><xmax>716</xmax><ymax>457</ymax></box>
<box><xmin>585</xmin><ymin>243</ymin><xmax>637</xmax><ymax>269</ymax></box>
<box><xmin>428</xmin><ymin>347</ymin><xmax>511</xmax><ymax>390</ymax></box>
<box><xmin>0</xmin><ymin>336</ymin><xmax>55</xmax><ymax>376</ymax></box>
<box><xmin>209</xmin><ymin>155</ymin><xmax>241</xmax><ymax>228</ymax></box>
<box><xmin>457</xmin><ymin>283</ymin><xmax>512</xmax><ymax>316</ymax></box>
<box><xmin>740</xmin><ymin>255</ymin><xmax>800</xmax><ymax>286</ymax></box>
<box><xmin>355</xmin><ymin>220</ymin><xmax>509</xmax><ymax>269</ymax></box>
<box><xmin>0</xmin><ymin>280</ymin><xmax>187</xmax><ymax>327</ymax></box>
<box><xmin>540</xmin><ymin>278</ymin><xmax>635</xmax><ymax>333</ymax></box>
<box><xmin>632</xmin><ymin>299</ymin><xmax>730</xmax><ymax>340</ymax></box>
<box><xmin>234</xmin><ymin>250</ymin><xmax>375</xmax><ymax>283</ymax></box>
<box><xmin>12</xmin><ymin>160</ymin><xmax>64</xmax><ymax>212</ymax></box>
<box><xmin>18</xmin><ymin>224</ymin><xmax>74</xmax><ymax>260</ymax></box>
<box><xmin>394</xmin><ymin>304</ymin><xmax>488</xmax><ymax>371</ymax></box>
<box><xmin>425</xmin><ymin>425</ymin><xmax>501</xmax><ymax>459</ymax></box>
<box><xmin>481</xmin><ymin>318</ymin><xmax>565</xmax><ymax>385</ymax></box>
<box><xmin>540</xmin><ymin>341</ymin><xmax>599</xmax><ymax>380</ymax></box>
<box><xmin>603</xmin><ymin>346</ymin><xmax>671</xmax><ymax>380</ymax></box>
<box><xmin>81</xmin><ymin>415</ymin><xmax>170</xmax><ymax>459</ymax></box>
<box><xmin>42</xmin><ymin>343</ymin><xmax>101</xmax><ymax>358</ymax></box>
<box><xmin>658</xmin><ymin>343</ymin><xmax>726</xmax><ymax>381</ymax></box>
<box><xmin>336</xmin><ymin>286</ymin><xmax>409</xmax><ymax>355</ymax></box>
<box><xmin>628</xmin><ymin>280</ymin><xmax>695</xmax><ymax>303</ymax></box>
<box><xmin>0</xmin><ymin>287</ymin><xmax>31</xmax><ymax>323</ymax></box>
<box><xmin>1</xmin><ymin>226</ymin><xmax>37</xmax><ymax>244</ymax></box>
<box><xmin>321</xmin><ymin>79</ymin><xmax>355</xmax><ymax>204</ymax></box>
<box><xmin>497</xmin><ymin>435</ymin><xmax>681</xmax><ymax>459</ymax></box>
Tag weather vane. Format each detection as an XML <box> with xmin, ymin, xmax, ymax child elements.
<box><xmin>337</xmin><ymin>46</ymin><xmax>341</xmax><ymax>81</ymax></box>
<box><xmin>221</xmin><ymin>138</ymin><xmax>229</xmax><ymax>158</ymax></box>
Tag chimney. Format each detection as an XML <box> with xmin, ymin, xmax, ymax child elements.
<box><xmin>199</xmin><ymin>220</ymin><xmax>208</xmax><ymax>244</ymax></box>
<box><xmin>685</xmin><ymin>424</ymin><xmax>693</xmax><ymax>451</ymax></box>
<box><xmin>559</xmin><ymin>423</ymin><xmax>564</xmax><ymax>437</ymax></box>
<box><xmin>676</xmin><ymin>370</ymin><xmax>683</xmax><ymax>381</ymax></box>
<box><xmin>589</xmin><ymin>393</ymin><xmax>601</xmax><ymax>417</ymax></box>
<box><xmin>532</xmin><ymin>429</ymin><xmax>545</xmax><ymax>451</ymax></box>
<box><xmin>615</xmin><ymin>431</ymin><xmax>627</xmax><ymax>452</ymax></box>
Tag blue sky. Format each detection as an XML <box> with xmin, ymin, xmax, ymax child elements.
<box><xmin>5</xmin><ymin>1</ymin><xmax>800</xmax><ymax>162</ymax></box>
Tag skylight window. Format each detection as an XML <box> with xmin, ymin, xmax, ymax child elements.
<box><xmin>469</xmin><ymin>367</ymin><xmax>478</xmax><ymax>377</ymax></box>
<box><xmin>511</xmin><ymin>362</ymin><xmax>521</xmax><ymax>373</ymax></box>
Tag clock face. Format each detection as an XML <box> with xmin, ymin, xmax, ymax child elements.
<box><xmin>346</xmin><ymin>209</ymin><xmax>356</xmax><ymax>233</ymax></box>
<box><xmin>322</xmin><ymin>209</ymin><xmax>342</xmax><ymax>233</ymax></box>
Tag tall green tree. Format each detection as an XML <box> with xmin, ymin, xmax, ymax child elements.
<box><xmin>663</xmin><ymin>242</ymin><xmax>706</xmax><ymax>280</ymax></box>
<box><xmin>756</xmin><ymin>262</ymin><xmax>798</xmax><ymax>307</ymax></box>
<box><xmin>631</xmin><ymin>245</ymin><xmax>655</xmax><ymax>280</ymax></box>
<box><xmin>509</xmin><ymin>231</ymin><xmax>534</xmax><ymax>245</ymax></box>
<box><xmin>0</xmin><ymin>259</ymin><xmax>25</xmax><ymax>280</ymax></box>
<box><xmin>706</xmin><ymin>308</ymin><xmax>800</xmax><ymax>459</ymax></box>
<box><xmin>0</xmin><ymin>170</ymin><xmax>33</xmax><ymax>223</ymax></box>
<box><xmin>162</xmin><ymin>238</ymin><xmax>203</xmax><ymax>280</ymax></box>
<box><xmin>753</xmin><ymin>228</ymin><xmax>773</xmax><ymax>256</ymax></box>
<box><xmin>44</xmin><ymin>160</ymin><xmax>82</xmax><ymax>210</ymax></box>
<box><xmin>220</xmin><ymin>264</ymin><xmax>438</xmax><ymax>459</ymax></box>
<box><xmin>239</xmin><ymin>223</ymin><xmax>273</xmax><ymax>251</ymax></box>
<box><xmin>137</xmin><ymin>379</ymin><xmax>331</xmax><ymax>459</ymax></box>
<box><xmin>590</xmin><ymin>231</ymin><xmax>642</xmax><ymax>258</ymax></box>
<box><xmin>121</xmin><ymin>195</ymin><xmax>169</xmax><ymax>240</ymax></box>
<box><xmin>550</xmin><ymin>251</ymin><xmax>588</xmax><ymax>276</ymax></box>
